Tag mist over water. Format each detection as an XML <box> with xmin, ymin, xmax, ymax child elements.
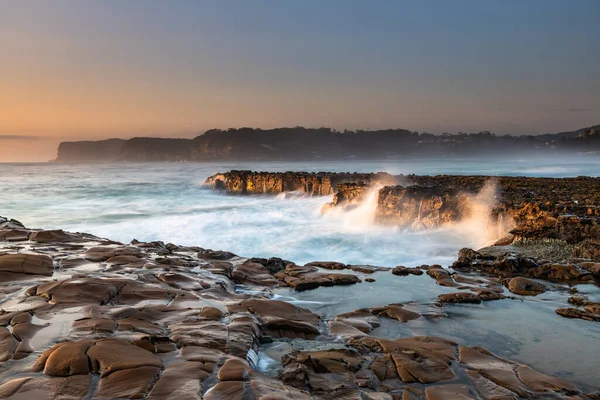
<box><xmin>1</xmin><ymin>157</ymin><xmax>598</xmax><ymax>267</ymax></box>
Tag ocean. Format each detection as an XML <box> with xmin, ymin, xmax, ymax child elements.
<box><xmin>1</xmin><ymin>157</ymin><xmax>599</xmax><ymax>388</ymax></box>
<box><xmin>2</xmin><ymin>157</ymin><xmax>599</xmax><ymax>267</ymax></box>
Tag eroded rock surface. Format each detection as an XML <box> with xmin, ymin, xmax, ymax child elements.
<box><xmin>0</xmin><ymin>217</ymin><xmax>595</xmax><ymax>399</ymax></box>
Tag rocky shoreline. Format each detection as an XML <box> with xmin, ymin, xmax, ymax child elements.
<box><xmin>206</xmin><ymin>171</ymin><xmax>600</xmax><ymax>261</ymax></box>
<box><xmin>0</xmin><ymin>211</ymin><xmax>599</xmax><ymax>399</ymax></box>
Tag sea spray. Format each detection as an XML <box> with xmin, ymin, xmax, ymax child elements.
<box><xmin>452</xmin><ymin>180</ymin><xmax>515</xmax><ymax>248</ymax></box>
<box><xmin>336</xmin><ymin>184</ymin><xmax>383</xmax><ymax>228</ymax></box>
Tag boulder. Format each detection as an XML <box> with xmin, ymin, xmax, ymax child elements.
<box><xmin>392</xmin><ymin>266</ymin><xmax>423</xmax><ymax>276</ymax></box>
<box><xmin>507</xmin><ymin>277</ymin><xmax>546</xmax><ymax>296</ymax></box>
<box><xmin>438</xmin><ymin>292</ymin><xmax>481</xmax><ymax>304</ymax></box>
<box><xmin>371</xmin><ymin>304</ymin><xmax>421</xmax><ymax>322</ymax></box>
<box><xmin>556</xmin><ymin>308</ymin><xmax>600</xmax><ymax>322</ymax></box>
<box><xmin>275</xmin><ymin>264</ymin><xmax>360</xmax><ymax>291</ymax></box>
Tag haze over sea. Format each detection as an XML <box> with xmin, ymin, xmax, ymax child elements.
<box><xmin>2</xmin><ymin>157</ymin><xmax>599</xmax><ymax>267</ymax></box>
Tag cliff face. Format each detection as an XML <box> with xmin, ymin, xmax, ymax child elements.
<box><xmin>53</xmin><ymin>124</ymin><xmax>600</xmax><ymax>162</ymax></box>
<box><xmin>55</xmin><ymin>139</ymin><xmax>125</xmax><ymax>162</ymax></box>
<box><xmin>118</xmin><ymin>138</ymin><xmax>194</xmax><ymax>161</ymax></box>
<box><xmin>376</xmin><ymin>185</ymin><xmax>471</xmax><ymax>228</ymax></box>
<box><xmin>204</xmin><ymin>171</ymin><xmax>396</xmax><ymax>196</ymax></box>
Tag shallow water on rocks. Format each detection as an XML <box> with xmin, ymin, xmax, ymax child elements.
<box><xmin>266</xmin><ymin>270</ymin><xmax>600</xmax><ymax>390</ymax></box>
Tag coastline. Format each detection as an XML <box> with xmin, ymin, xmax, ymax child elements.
<box><xmin>1</xmin><ymin>209</ymin><xmax>599</xmax><ymax>398</ymax></box>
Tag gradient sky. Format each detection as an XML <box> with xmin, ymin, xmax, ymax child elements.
<box><xmin>1</xmin><ymin>0</ymin><xmax>599</xmax><ymax>161</ymax></box>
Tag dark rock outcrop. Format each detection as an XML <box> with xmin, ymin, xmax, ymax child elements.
<box><xmin>206</xmin><ymin>172</ymin><xmax>600</xmax><ymax>248</ymax></box>
<box><xmin>376</xmin><ymin>185</ymin><xmax>471</xmax><ymax>228</ymax></box>
<box><xmin>204</xmin><ymin>170</ymin><xmax>395</xmax><ymax>196</ymax></box>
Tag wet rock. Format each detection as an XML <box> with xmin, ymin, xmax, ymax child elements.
<box><xmin>0</xmin><ymin>326</ymin><xmax>19</xmax><ymax>361</ymax></box>
<box><xmin>584</xmin><ymin>302</ymin><xmax>600</xmax><ymax>314</ymax></box>
<box><xmin>528</xmin><ymin>263</ymin><xmax>593</xmax><ymax>282</ymax></box>
<box><xmin>198</xmin><ymin>249</ymin><xmax>237</xmax><ymax>260</ymax></box>
<box><xmin>89</xmin><ymin>338</ymin><xmax>163</xmax><ymax>374</ymax></box>
<box><xmin>275</xmin><ymin>264</ymin><xmax>360</xmax><ymax>291</ymax></box>
<box><xmin>580</xmin><ymin>261</ymin><xmax>600</xmax><ymax>277</ymax></box>
<box><xmin>11</xmin><ymin>320</ymin><xmax>45</xmax><ymax>359</ymax></box>
<box><xmin>200</xmin><ymin>307</ymin><xmax>225</xmax><ymax>320</ymax></box>
<box><xmin>205</xmin><ymin>170</ymin><xmax>392</xmax><ymax>196</ymax></box>
<box><xmin>376</xmin><ymin>185</ymin><xmax>470</xmax><ymax>228</ymax></box>
<box><xmin>280</xmin><ymin>348</ymin><xmax>367</xmax><ymax>395</ymax></box>
<box><xmin>29</xmin><ymin>229</ymin><xmax>81</xmax><ymax>243</ymax></box>
<box><xmin>0</xmin><ymin>229</ymin><xmax>31</xmax><ymax>242</ymax></box>
<box><xmin>133</xmin><ymin>336</ymin><xmax>177</xmax><ymax>353</ymax></box>
<box><xmin>471</xmin><ymin>287</ymin><xmax>506</xmax><ymax>301</ymax></box>
<box><xmin>515</xmin><ymin>365</ymin><xmax>579</xmax><ymax>393</ymax></box>
<box><xmin>229</xmin><ymin>299</ymin><xmax>320</xmax><ymax>339</ymax></box>
<box><xmin>305</xmin><ymin>261</ymin><xmax>347</xmax><ymax>270</ymax></box>
<box><xmin>35</xmin><ymin>278</ymin><xmax>124</xmax><ymax>305</ymax></box>
<box><xmin>147</xmin><ymin>361</ymin><xmax>210</xmax><ymax>400</ymax></box>
<box><xmin>455</xmin><ymin>248</ymin><xmax>487</xmax><ymax>266</ymax></box>
<box><xmin>328</xmin><ymin>320</ymin><xmax>368</xmax><ymax>339</ymax></box>
<box><xmin>204</xmin><ymin>381</ymin><xmax>245</xmax><ymax>400</ymax></box>
<box><xmin>371</xmin><ymin>304</ymin><xmax>421</xmax><ymax>322</ymax></box>
<box><xmin>392</xmin><ymin>266</ymin><xmax>424</xmax><ymax>276</ymax></box>
<box><xmin>0</xmin><ymin>217</ymin><xmax>25</xmax><ymax>229</ymax></box>
<box><xmin>217</xmin><ymin>358</ymin><xmax>249</xmax><ymax>381</ymax></box>
<box><xmin>0</xmin><ymin>253</ymin><xmax>53</xmax><ymax>279</ymax></box>
<box><xmin>568</xmin><ymin>296</ymin><xmax>588</xmax><ymax>306</ymax></box>
<box><xmin>333</xmin><ymin>309</ymin><xmax>380</xmax><ymax>333</ymax></box>
<box><xmin>33</xmin><ymin>338</ymin><xmax>162</xmax><ymax>379</ymax></box>
<box><xmin>250</xmin><ymin>257</ymin><xmax>288</xmax><ymax>274</ymax></box>
<box><xmin>33</xmin><ymin>340</ymin><xmax>94</xmax><ymax>376</ymax></box>
<box><xmin>248</xmin><ymin>372</ymin><xmax>312</xmax><ymax>399</ymax></box>
<box><xmin>346</xmin><ymin>336</ymin><xmax>459</xmax><ymax>385</ymax></box>
<box><xmin>426</xmin><ymin>267</ymin><xmax>459</xmax><ymax>287</ymax></box>
<box><xmin>95</xmin><ymin>365</ymin><xmax>161</xmax><ymax>399</ymax></box>
<box><xmin>507</xmin><ymin>277</ymin><xmax>546</xmax><ymax>296</ymax></box>
<box><xmin>458</xmin><ymin>346</ymin><xmax>533</xmax><ymax>398</ymax></box>
<box><xmin>465</xmin><ymin>370</ymin><xmax>519</xmax><ymax>400</ymax></box>
<box><xmin>453</xmin><ymin>251</ymin><xmax>540</xmax><ymax>279</ymax></box>
<box><xmin>0</xmin><ymin>214</ymin><xmax>593</xmax><ymax>399</ymax></box>
<box><xmin>348</xmin><ymin>265</ymin><xmax>390</xmax><ymax>274</ymax></box>
<box><xmin>453</xmin><ymin>273</ymin><xmax>484</xmax><ymax>285</ymax></box>
<box><xmin>83</xmin><ymin>246</ymin><xmax>144</xmax><ymax>262</ymax></box>
<box><xmin>424</xmin><ymin>384</ymin><xmax>475</xmax><ymax>400</ymax></box>
<box><xmin>438</xmin><ymin>292</ymin><xmax>481</xmax><ymax>304</ymax></box>
<box><xmin>232</xmin><ymin>260</ymin><xmax>278</xmax><ymax>286</ymax></box>
<box><xmin>157</xmin><ymin>272</ymin><xmax>211</xmax><ymax>291</ymax></box>
<box><xmin>106</xmin><ymin>254</ymin><xmax>145</xmax><ymax>265</ymax></box>
<box><xmin>306</xmin><ymin>261</ymin><xmax>389</xmax><ymax>274</ymax></box>
<box><xmin>573</xmin><ymin>238</ymin><xmax>600</xmax><ymax>261</ymax></box>
<box><xmin>0</xmin><ymin>375</ymin><xmax>91</xmax><ymax>399</ymax></box>
<box><xmin>71</xmin><ymin>317</ymin><xmax>117</xmax><ymax>335</ymax></box>
<box><xmin>556</xmin><ymin>308</ymin><xmax>600</xmax><ymax>322</ymax></box>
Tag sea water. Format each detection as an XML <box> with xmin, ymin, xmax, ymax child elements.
<box><xmin>1</xmin><ymin>158</ymin><xmax>599</xmax><ymax>389</ymax></box>
<box><xmin>1</xmin><ymin>157</ymin><xmax>599</xmax><ymax>267</ymax></box>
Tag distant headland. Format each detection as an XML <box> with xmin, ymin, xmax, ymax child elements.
<box><xmin>54</xmin><ymin>125</ymin><xmax>599</xmax><ymax>162</ymax></box>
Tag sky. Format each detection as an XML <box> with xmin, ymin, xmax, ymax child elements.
<box><xmin>1</xmin><ymin>0</ymin><xmax>599</xmax><ymax>161</ymax></box>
